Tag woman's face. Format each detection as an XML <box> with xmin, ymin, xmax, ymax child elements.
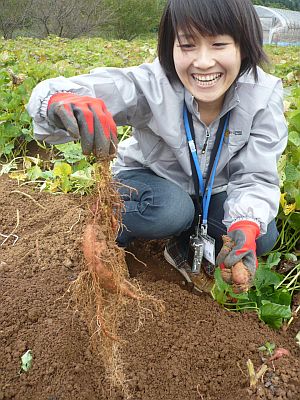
<box><xmin>173</xmin><ymin>30</ymin><xmax>242</xmax><ymax>112</ymax></box>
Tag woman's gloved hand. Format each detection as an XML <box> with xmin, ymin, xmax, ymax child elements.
<box><xmin>216</xmin><ymin>221</ymin><xmax>260</xmax><ymax>293</ymax></box>
<box><xmin>47</xmin><ymin>92</ymin><xmax>118</xmax><ymax>156</ymax></box>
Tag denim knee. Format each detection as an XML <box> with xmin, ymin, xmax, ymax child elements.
<box><xmin>256</xmin><ymin>219</ymin><xmax>279</xmax><ymax>256</ymax></box>
<box><xmin>115</xmin><ymin>169</ymin><xmax>195</xmax><ymax>245</ymax></box>
<box><xmin>120</xmin><ymin>185</ymin><xmax>195</xmax><ymax>241</ymax></box>
<box><xmin>145</xmin><ymin>192</ymin><xmax>195</xmax><ymax>238</ymax></box>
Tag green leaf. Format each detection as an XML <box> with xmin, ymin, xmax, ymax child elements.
<box><xmin>288</xmin><ymin>212</ymin><xmax>300</xmax><ymax>231</ymax></box>
<box><xmin>212</xmin><ymin>268</ymin><xmax>230</xmax><ymax>304</ymax></box>
<box><xmin>72</xmin><ymin>159</ymin><xmax>91</xmax><ymax>172</ymax></box>
<box><xmin>295</xmin><ymin>194</ymin><xmax>300</xmax><ymax>211</ymax></box>
<box><xmin>285</xmin><ymin>163</ymin><xmax>300</xmax><ymax>183</ymax></box>
<box><xmin>55</xmin><ymin>142</ymin><xmax>85</xmax><ymax>164</ymax></box>
<box><xmin>290</xmin><ymin>111</ymin><xmax>300</xmax><ymax>132</ymax></box>
<box><xmin>288</xmin><ymin>131</ymin><xmax>300</xmax><ymax>147</ymax></box>
<box><xmin>21</xmin><ymin>350</ymin><xmax>33</xmax><ymax>372</ymax></box>
<box><xmin>264</xmin><ymin>288</ymin><xmax>292</xmax><ymax>307</ymax></box>
<box><xmin>254</xmin><ymin>264</ymin><xmax>282</xmax><ymax>292</ymax></box>
<box><xmin>26</xmin><ymin>165</ymin><xmax>43</xmax><ymax>181</ymax></box>
<box><xmin>284</xmin><ymin>253</ymin><xmax>298</xmax><ymax>262</ymax></box>
<box><xmin>53</xmin><ymin>161</ymin><xmax>72</xmax><ymax>177</ymax></box>
<box><xmin>259</xmin><ymin>301</ymin><xmax>292</xmax><ymax>330</ymax></box>
<box><xmin>41</xmin><ymin>170</ymin><xmax>55</xmax><ymax>180</ymax></box>
<box><xmin>60</xmin><ymin>176</ymin><xmax>72</xmax><ymax>193</ymax></box>
<box><xmin>70</xmin><ymin>168</ymin><xmax>93</xmax><ymax>182</ymax></box>
<box><xmin>265</xmin><ymin>253</ymin><xmax>281</xmax><ymax>269</ymax></box>
<box><xmin>258</xmin><ymin>342</ymin><xmax>275</xmax><ymax>354</ymax></box>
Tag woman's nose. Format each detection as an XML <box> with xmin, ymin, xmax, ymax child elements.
<box><xmin>193</xmin><ymin>48</ymin><xmax>216</xmax><ymax>70</ymax></box>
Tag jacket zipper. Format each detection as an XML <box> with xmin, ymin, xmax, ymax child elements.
<box><xmin>201</xmin><ymin>128</ymin><xmax>210</xmax><ymax>154</ymax></box>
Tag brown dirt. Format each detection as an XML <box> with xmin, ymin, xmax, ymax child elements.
<box><xmin>0</xmin><ymin>175</ymin><xmax>299</xmax><ymax>400</ymax></box>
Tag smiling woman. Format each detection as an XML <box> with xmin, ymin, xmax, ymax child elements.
<box><xmin>27</xmin><ymin>0</ymin><xmax>288</xmax><ymax>295</ymax></box>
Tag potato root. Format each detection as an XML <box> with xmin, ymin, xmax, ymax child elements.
<box><xmin>232</xmin><ymin>261</ymin><xmax>251</xmax><ymax>285</ymax></box>
<box><xmin>82</xmin><ymin>223</ymin><xmax>139</xmax><ymax>299</ymax></box>
<box><xmin>268</xmin><ymin>348</ymin><xmax>290</xmax><ymax>362</ymax></box>
<box><xmin>221</xmin><ymin>268</ymin><xmax>233</xmax><ymax>284</ymax></box>
<box><xmin>71</xmin><ymin>160</ymin><xmax>164</xmax><ymax>398</ymax></box>
<box><xmin>219</xmin><ymin>236</ymin><xmax>252</xmax><ymax>293</ymax></box>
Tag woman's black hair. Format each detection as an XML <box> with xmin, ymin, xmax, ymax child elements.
<box><xmin>158</xmin><ymin>0</ymin><xmax>268</xmax><ymax>82</ymax></box>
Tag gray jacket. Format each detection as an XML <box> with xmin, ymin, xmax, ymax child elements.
<box><xmin>27</xmin><ymin>58</ymin><xmax>288</xmax><ymax>234</ymax></box>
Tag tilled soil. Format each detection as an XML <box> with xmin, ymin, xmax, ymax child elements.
<box><xmin>0</xmin><ymin>175</ymin><xmax>299</xmax><ymax>400</ymax></box>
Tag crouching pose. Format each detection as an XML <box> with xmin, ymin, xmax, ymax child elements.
<box><xmin>27</xmin><ymin>0</ymin><xmax>287</xmax><ymax>293</ymax></box>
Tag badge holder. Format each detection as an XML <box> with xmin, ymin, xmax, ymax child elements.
<box><xmin>188</xmin><ymin>234</ymin><xmax>204</xmax><ymax>274</ymax></box>
<box><xmin>187</xmin><ymin>220</ymin><xmax>216</xmax><ymax>274</ymax></box>
<box><xmin>187</xmin><ymin>218</ymin><xmax>203</xmax><ymax>274</ymax></box>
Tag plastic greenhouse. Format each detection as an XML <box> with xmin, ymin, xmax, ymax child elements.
<box><xmin>254</xmin><ymin>6</ymin><xmax>300</xmax><ymax>45</ymax></box>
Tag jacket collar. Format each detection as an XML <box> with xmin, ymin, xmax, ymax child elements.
<box><xmin>184</xmin><ymin>83</ymin><xmax>239</xmax><ymax>122</ymax></box>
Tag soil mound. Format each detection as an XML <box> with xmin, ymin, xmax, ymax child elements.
<box><xmin>0</xmin><ymin>176</ymin><xmax>299</xmax><ymax>400</ymax></box>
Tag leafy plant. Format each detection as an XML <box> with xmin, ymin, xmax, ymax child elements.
<box><xmin>282</xmin><ymin>87</ymin><xmax>300</xmax><ymax>208</ymax></box>
<box><xmin>272</xmin><ymin>85</ymin><xmax>300</xmax><ymax>255</ymax></box>
<box><xmin>258</xmin><ymin>341</ymin><xmax>275</xmax><ymax>356</ymax></box>
<box><xmin>4</xmin><ymin>143</ymin><xmax>96</xmax><ymax>194</ymax></box>
<box><xmin>212</xmin><ymin>253</ymin><xmax>299</xmax><ymax>329</ymax></box>
<box><xmin>0</xmin><ymin>35</ymin><xmax>157</xmax><ymax>159</ymax></box>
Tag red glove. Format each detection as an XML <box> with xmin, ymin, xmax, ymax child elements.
<box><xmin>216</xmin><ymin>221</ymin><xmax>260</xmax><ymax>290</ymax></box>
<box><xmin>47</xmin><ymin>92</ymin><xmax>118</xmax><ymax>156</ymax></box>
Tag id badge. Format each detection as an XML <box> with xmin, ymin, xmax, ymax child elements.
<box><xmin>187</xmin><ymin>234</ymin><xmax>204</xmax><ymax>274</ymax></box>
<box><xmin>202</xmin><ymin>234</ymin><xmax>216</xmax><ymax>265</ymax></box>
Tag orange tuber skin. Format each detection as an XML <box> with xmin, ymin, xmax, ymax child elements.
<box><xmin>268</xmin><ymin>348</ymin><xmax>290</xmax><ymax>362</ymax></box>
<box><xmin>232</xmin><ymin>261</ymin><xmax>251</xmax><ymax>285</ymax></box>
<box><xmin>219</xmin><ymin>236</ymin><xmax>252</xmax><ymax>293</ymax></box>
<box><xmin>82</xmin><ymin>224</ymin><xmax>139</xmax><ymax>299</ymax></box>
<box><xmin>231</xmin><ymin>262</ymin><xmax>252</xmax><ymax>293</ymax></box>
<box><xmin>221</xmin><ymin>268</ymin><xmax>233</xmax><ymax>284</ymax></box>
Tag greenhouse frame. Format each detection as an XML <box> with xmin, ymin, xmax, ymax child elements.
<box><xmin>254</xmin><ymin>6</ymin><xmax>300</xmax><ymax>46</ymax></box>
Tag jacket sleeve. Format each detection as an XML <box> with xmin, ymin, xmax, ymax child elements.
<box><xmin>223</xmin><ymin>80</ymin><xmax>288</xmax><ymax>235</ymax></box>
<box><xmin>26</xmin><ymin>64</ymin><xmax>157</xmax><ymax>145</ymax></box>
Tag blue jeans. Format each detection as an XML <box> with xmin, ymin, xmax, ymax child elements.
<box><xmin>115</xmin><ymin>169</ymin><xmax>278</xmax><ymax>256</ymax></box>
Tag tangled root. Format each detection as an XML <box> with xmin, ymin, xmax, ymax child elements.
<box><xmin>71</xmin><ymin>159</ymin><xmax>164</xmax><ymax>397</ymax></box>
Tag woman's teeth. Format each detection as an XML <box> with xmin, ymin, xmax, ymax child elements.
<box><xmin>192</xmin><ymin>73</ymin><xmax>222</xmax><ymax>86</ymax></box>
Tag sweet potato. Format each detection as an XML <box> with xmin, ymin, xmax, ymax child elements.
<box><xmin>268</xmin><ymin>348</ymin><xmax>290</xmax><ymax>362</ymax></box>
<box><xmin>231</xmin><ymin>261</ymin><xmax>252</xmax><ymax>293</ymax></box>
<box><xmin>82</xmin><ymin>223</ymin><xmax>139</xmax><ymax>299</ymax></box>
<box><xmin>232</xmin><ymin>261</ymin><xmax>251</xmax><ymax>285</ymax></box>
<box><xmin>221</xmin><ymin>268</ymin><xmax>233</xmax><ymax>284</ymax></box>
<box><xmin>218</xmin><ymin>236</ymin><xmax>252</xmax><ymax>293</ymax></box>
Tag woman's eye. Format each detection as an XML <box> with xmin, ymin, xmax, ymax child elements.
<box><xmin>177</xmin><ymin>43</ymin><xmax>195</xmax><ymax>49</ymax></box>
<box><xmin>213</xmin><ymin>42</ymin><xmax>228</xmax><ymax>47</ymax></box>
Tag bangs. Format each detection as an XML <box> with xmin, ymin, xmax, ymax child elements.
<box><xmin>158</xmin><ymin>0</ymin><xmax>267</xmax><ymax>82</ymax></box>
<box><xmin>170</xmin><ymin>0</ymin><xmax>240</xmax><ymax>43</ymax></box>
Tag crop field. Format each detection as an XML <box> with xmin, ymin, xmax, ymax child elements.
<box><xmin>0</xmin><ymin>37</ymin><xmax>299</xmax><ymax>400</ymax></box>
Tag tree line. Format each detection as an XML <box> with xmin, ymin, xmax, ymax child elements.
<box><xmin>0</xmin><ymin>0</ymin><xmax>165</xmax><ymax>40</ymax></box>
<box><xmin>0</xmin><ymin>0</ymin><xmax>298</xmax><ymax>40</ymax></box>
